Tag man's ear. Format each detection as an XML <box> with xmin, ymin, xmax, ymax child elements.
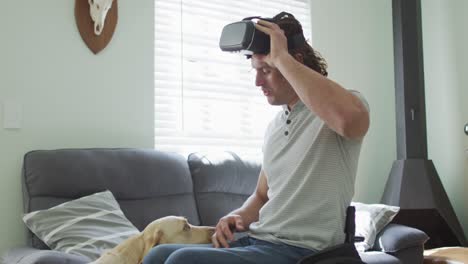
<box><xmin>293</xmin><ymin>53</ymin><xmax>304</xmax><ymax>64</ymax></box>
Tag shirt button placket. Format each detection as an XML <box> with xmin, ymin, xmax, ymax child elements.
<box><xmin>284</xmin><ymin>111</ymin><xmax>290</xmax><ymax>137</ymax></box>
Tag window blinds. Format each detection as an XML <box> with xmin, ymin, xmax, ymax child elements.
<box><xmin>154</xmin><ymin>0</ymin><xmax>311</xmax><ymax>157</ymax></box>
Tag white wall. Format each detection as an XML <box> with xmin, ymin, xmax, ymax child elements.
<box><xmin>310</xmin><ymin>0</ymin><xmax>396</xmax><ymax>202</ymax></box>
<box><xmin>0</xmin><ymin>0</ymin><xmax>155</xmax><ymax>255</ymax></box>
<box><xmin>310</xmin><ymin>0</ymin><xmax>467</xmax><ymax>239</ymax></box>
<box><xmin>422</xmin><ymin>0</ymin><xmax>468</xmax><ymax>238</ymax></box>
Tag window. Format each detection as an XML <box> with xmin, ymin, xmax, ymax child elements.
<box><xmin>154</xmin><ymin>0</ymin><xmax>311</xmax><ymax>157</ymax></box>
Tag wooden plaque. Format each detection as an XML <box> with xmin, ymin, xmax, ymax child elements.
<box><xmin>75</xmin><ymin>0</ymin><xmax>118</xmax><ymax>54</ymax></box>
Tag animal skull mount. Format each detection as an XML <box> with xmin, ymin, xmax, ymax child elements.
<box><xmin>89</xmin><ymin>0</ymin><xmax>114</xmax><ymax>35</ymax></box>
<box><xmin>75</xmin><ymin>0</ymin><xmax>118</xmax><ymax>54</ymax></box>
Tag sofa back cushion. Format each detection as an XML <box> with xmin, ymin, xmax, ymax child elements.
<box><xmin>23</xmin><ymin>148</ymin><xmax>200</xmax><ymax>249</ymax></box>
<box><xmin>188</xmin><ymin>152</ymin><xmax>261</xmax><ymax>226</ymax></box>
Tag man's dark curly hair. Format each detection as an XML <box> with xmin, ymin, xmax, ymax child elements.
<box><xmin>272</xmin><ymin>12</ymin><xmax>328</xmax><ymax>77</ymax></box>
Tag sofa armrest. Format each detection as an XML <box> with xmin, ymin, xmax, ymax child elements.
<box><xmin>3</xmin><ymin>247</ymin><xmax>90</xmax><ymax>264</ymax></box>
<box><xmin>372</xmin><ymin>223</ymin><xmax>429</xmax><ymax>253</ymax></box>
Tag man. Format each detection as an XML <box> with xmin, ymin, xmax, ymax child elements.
<box><xmin>143</xmin><ymin>12</ymin><xmax>369</xmax><ymax>264</ymax></box>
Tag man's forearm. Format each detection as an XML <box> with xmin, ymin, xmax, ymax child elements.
<box><xmin>229</xmin><ymin>194</ymin><xmax>266</xmax><ymax>230</ymax></box>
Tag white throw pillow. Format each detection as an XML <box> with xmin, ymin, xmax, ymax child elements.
<box><xmin>351</xmin><ymin>202</ymin><xmax>400</xmax><ymax>252</ymax></box>
<box><xmin>23</xmin><ymin>190</ymin><xmax>139</xmax><ymax>260</ymax></box>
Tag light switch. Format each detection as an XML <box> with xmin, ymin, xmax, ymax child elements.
<box><xmin>3</xmin><ymin>101</ymin><xmax>22</xmax><ymax>129</ymax></box>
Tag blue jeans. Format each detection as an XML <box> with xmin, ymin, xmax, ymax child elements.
<box><xmin>142</xmin><ymin>236</ymin><xmax>315</xmax><ymax>264</ymax></box>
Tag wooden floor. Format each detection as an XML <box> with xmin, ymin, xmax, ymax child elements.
<box><xmin>423</xmin><ymin>247</ymin><xmax>468</xmax><ymax>264</ymax></box>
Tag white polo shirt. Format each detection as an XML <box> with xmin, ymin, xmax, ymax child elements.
<box><xmin>249</xmin><ymin>90</ymin><xmax>369</xmax><ymax>251</ymax></box>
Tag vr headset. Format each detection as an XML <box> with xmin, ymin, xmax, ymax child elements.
<box><xmin>219</xmin><ymin>14</ymin><xmax>306</xmax><ymax>56</ymax></box>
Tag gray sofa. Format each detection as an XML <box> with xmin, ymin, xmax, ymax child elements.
<box><xmin>4</xmin><ymin>148</ymin><xmax>428</xmax><ymax>264</ymax></box>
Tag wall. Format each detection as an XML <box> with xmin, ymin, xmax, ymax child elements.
<box><xmin>422</xmin><ymin>0</ymin><xmax>468</xmax><ymax>238</ymax></box>
<box><xmin>0</xmin><ymin>0</ymin><xmax>155</xmax><ymax>255</ymax></box>
<box><xmin>310</xmin><ymin>0</ymin><xmax>396</xmax><ymax>202</ymax></box>
<box><xmin>310</xmin><ymin>0</ymin><xmax>467</xmax><ymax>238</ymax></box>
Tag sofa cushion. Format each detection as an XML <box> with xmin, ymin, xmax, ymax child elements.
<box><xmin>22</xmin><ymin>148</ymin><xmax>200</xmax><ymax>249</ymax></box>
<box><xmin>359</xmin><ymin>251</ymin><xmax>400</xmax><ymax>264</ymax></box>
<box><xmin>188</xmin><ymin>152</ymin><xmax>261</xmax><ymax>226</ymax></box>
<box><xmin>23</xmin><ymin>190</ymin><xmax>139</xmax><ymax>260</ymax></box>
<box><xmin>4</xmin><ymin>247</ymin><xmax>90</xmax><ymax>264</ymax></box>
<box><xmin>373</xmin><ymin>224</ymin><xmax>429</xmax><ymax>252</ymax></box>
<box><xmin>351</xmin><ymin>202</ymin><xmax>400</xmax><ymax>252</ymax></box>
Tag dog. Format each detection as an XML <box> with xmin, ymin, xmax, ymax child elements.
<box><xmin>90</xmin><ymin>216</ymin><xmax>215</xmax><ymax>264</ymax></box>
